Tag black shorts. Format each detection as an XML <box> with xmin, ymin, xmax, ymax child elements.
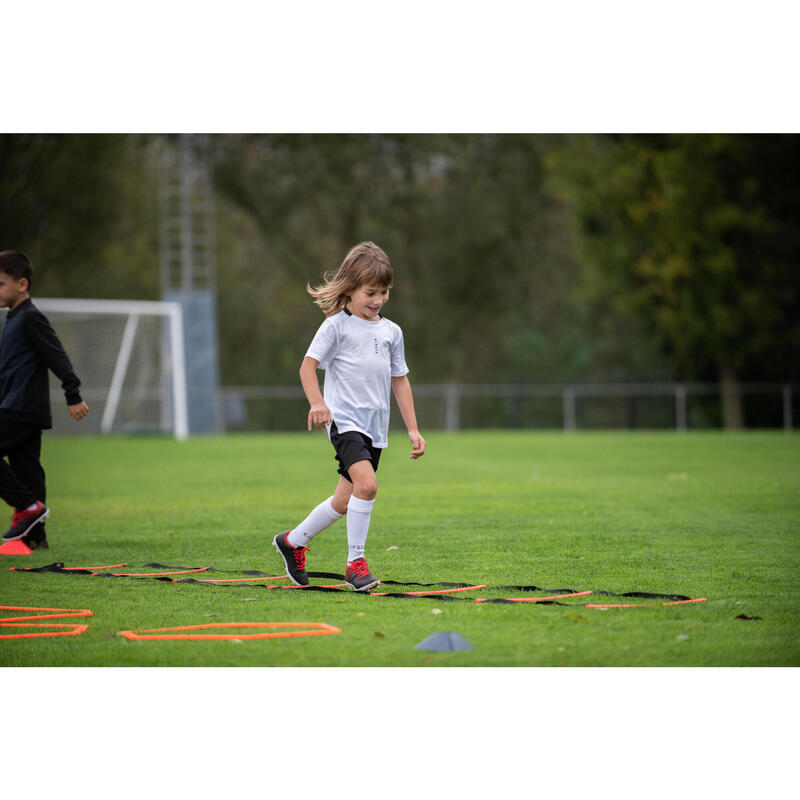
<box><xmin>329</xmin><ymin>421</ymin><xmax>381</xmax><ymax>483</ymax></box>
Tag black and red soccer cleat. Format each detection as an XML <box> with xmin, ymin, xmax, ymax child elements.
<box><xmin>273</xmin><ymin>530</ymin><xmax>309</xmax><ymax>586</ymax></box>
<box><xmin>2</xmin><ymin>501</ymin><xmax>49</xmax><ymax>542</ymax></box>
<box><xmin>345</xmin><ymin>558</ymin><xmax>380</xmax><ymax>592</ymax></box>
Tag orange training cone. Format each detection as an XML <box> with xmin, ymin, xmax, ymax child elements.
<box><xmin>0</xmin><ymin>539</ymin><xmax>34</xmax><ymax>555</ymax></box>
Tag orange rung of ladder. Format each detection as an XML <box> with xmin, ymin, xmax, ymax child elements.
<box><xmin>474</xmin><ymin>590</ymin><xmax>593</xmax><ymax>603</ymax></box>
<box><xmin>371</xmin><ymin>584</ymin><xmax>487</xmax><ymax>597</ymax></box>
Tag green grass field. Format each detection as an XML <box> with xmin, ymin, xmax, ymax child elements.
<box><xmin>1</xmin><ymin>430</ymin><xmax>798</xmax><ymax>667</ymax></box>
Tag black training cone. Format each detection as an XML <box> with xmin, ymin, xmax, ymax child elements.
<box><xmin>414</xmin><ymin>632</ymin><xmax>473</xmax><ymax>652</ymax></box>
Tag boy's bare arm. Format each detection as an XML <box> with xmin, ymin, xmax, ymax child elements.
<box><xmin>299</xmin><ymin>357</ymin><xmax>331</xmax><ymax>430</ymax></box>
<box><xmin>391</xmin><ymin>375</ymin><xmax>426</xmax><ymax>459</ymax></box>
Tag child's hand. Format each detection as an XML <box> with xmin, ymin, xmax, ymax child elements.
<box><xmin>308</xmin><ymin>402</ymin><xmax>332</xmax><ymax>431</ymax></box>
<box><xmin>68</xmin><ymin>401</ymin><xmax>89</xmax><ymax>421</ymax></box>
<box><xmin>408</xmin><ymin>430</ymin><xmax>426</xmax><ymax>459</ymax></box>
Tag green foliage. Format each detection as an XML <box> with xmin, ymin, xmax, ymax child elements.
<box><xmin>1</xmin><ymin>432</ymin><xmax>798</xmax><ymax>666</ymax></box>
<box><xmin>549</xmin><ymin>134</ymin><xmax>800</xmax><ymax>381</ymax></box>
<box><xmin>0</xmin><ymin>134</ymin><xmax>160</xmax><ymax>299</ymax></box>
<box><xmin>4</xmin><ymin>133</ymin><xmax>797</xmax><ymax>394</ymax></box>
<box><xmin>212</xmin><ymin>133</ymin><xmax>667</xmax><ymax>384</ymax></box>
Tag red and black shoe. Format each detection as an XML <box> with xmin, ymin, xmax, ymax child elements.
<box><xmin>273</xmin><ymin>531</ymin><xmax>309</xmax><ymax>586</ymax></box>
<box><xmin>2</xmin><ymin>501</ymin><xmax>50</xmax><ymax>542</ymax></box>
<box><xmin>345</xmin><ymin>558</ymin><xmax>380</xmax><ymax>592</ymax></box>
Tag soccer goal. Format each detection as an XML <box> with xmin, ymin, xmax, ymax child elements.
<box><xmin>32</xmin><ymin>298</ymin><xmax>188</xmax><ymax>440</ymax></box>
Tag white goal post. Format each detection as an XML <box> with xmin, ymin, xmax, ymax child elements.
<box><xmin>31</xmin><ymin>298</ymin><xmax>188</xmax><ymax>440</ymax></box>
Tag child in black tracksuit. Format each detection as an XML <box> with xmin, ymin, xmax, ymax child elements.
<box><xmin>0</xmin><ymin>251</ymin><xmax>89</xmax><ymax>548</ymax></box>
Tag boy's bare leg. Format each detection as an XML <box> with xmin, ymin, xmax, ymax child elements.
<box><xmin>331</xmin><ymin>475</ymin><xmax>354</xmax><ymax>514</ymax></box>
<box><xmin>345</xmin><ymin>460</ymin><xmax>377</xmax><ymax>500</ymax></box>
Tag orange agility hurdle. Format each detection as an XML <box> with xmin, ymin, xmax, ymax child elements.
<box><xmin>586</xmin><ymin>598</ymin><xmax>707</xmax><ymax>609</ymax></box>
<box><xmin>474</xmin><ymin>590</ymin><xmax>594</xmax><ymax>603</ymax></box>
<box><xmin>119</xmin><ymin>621</ymin><xmax>343</xmax><ymax>641</ymax></box>
<box><xmin>1</xmin><ymin>605</ymin><xmax>93</xmax><ymax>622</ymax></box>
<box><xmin>63</xmin><ymin>563</ymin><xmax>129</xmax><ymax>571</ymax></box>
<box><xmin>371</xmin><ymin>584</ymin><xmax>487</xmax><ymax>597</ymax></box>
<box><xmin>0</xmin><ymin>623</ymin><xmax>88</xmax><ymax>639</ymax></box>
<box><xmin>183</xmin><ymin>575</ymin><xmax>290</xmax><ymax>584</ymax></box>
<box><xmin>101</xmin><ymin>567</ymin><xmax>210</xmax><ymax>577</ymax></box>
<box><xmin>662</xmin><ymin>598</ymin><xmax>707</xmax><ymax>605</ymax></box>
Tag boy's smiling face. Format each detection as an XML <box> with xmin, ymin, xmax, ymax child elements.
<box><xmin>0</xmin><ymin>271</ymin><xmax>29</xmax><ymax>311</ymax></box>
<box><xmin>347</xmin><ymin>284</ymin><xmax>390</xmax><ymax>321</ymax></box>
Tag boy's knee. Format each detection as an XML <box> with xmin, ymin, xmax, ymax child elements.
<box><xmin>353</xmin><ymin>476</ymin><xmax>378</xmax><ymax>501</ymax></box>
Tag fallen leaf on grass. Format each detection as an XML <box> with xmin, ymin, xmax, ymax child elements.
<box><xmin>566</xmin><ymin>614</ymin><xmax>586</xmax><ymax>622</ymax></box>
<box><xmin>736</xmin><ymin>614</ymin><xmax>762</xmax><ymax>620</ymax></box>
<box><xmin>374</xmin><ymin>631</ymin><xmax>386</xmax><ymax>638</ymax></box>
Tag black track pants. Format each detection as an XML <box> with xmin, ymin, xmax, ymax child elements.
<box><xmin>0</xmin><ymin>422</ymin><xmax>45</xmax><ymax>511</ymax></box>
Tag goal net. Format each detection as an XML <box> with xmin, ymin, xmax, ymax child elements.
<box><xmin>30</xmin><ymin>298</ymin><xmax>188</xmax><ymax>439</ymax></box>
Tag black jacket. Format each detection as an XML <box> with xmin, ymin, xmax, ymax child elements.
<box><xmin>0</xmin><ymin>298</ymin><xmax>83</xmax><ymax>429</ymax></box>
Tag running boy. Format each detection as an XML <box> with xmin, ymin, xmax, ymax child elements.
<box><xmin>0</xmin><ymin>250</ymin><xmax>89</xmax><ymax>548</ymax></box>
<box><xmin>273</xmin><ymin>242</ymin><xmax>425</xmax><ymax>591</ymax></box>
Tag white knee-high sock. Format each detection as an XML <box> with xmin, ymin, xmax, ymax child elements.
<box><xmin>287</xmin><ymin>497</ymin><xmax>344</xmax><ymax>548</ymax></box>
<box><xmin>347</xmin><ymin>495</ymin><xmax>374</xmax><ymax>563</ymax></box>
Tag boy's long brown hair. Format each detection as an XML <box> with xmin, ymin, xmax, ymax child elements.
<box><xmin>307</xmin><ymin>242</ymin><xmax>393</xmax><ymax>316</ymax></box>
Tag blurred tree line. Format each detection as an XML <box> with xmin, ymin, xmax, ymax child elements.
<box><xmin>548</xmin><ymin>134</ymin><xmax>800</xmax><ymax>426</ymax></box>
<box><xmin>2</xmin><ymin>133</ymin><xmax>798</xmax><ymax>426</ymax></box>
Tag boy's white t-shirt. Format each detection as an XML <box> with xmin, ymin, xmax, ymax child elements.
<box><xmin>305</xmin><ymin>309</ymin><xmax>409</xmax><ymax>448</ymax></box>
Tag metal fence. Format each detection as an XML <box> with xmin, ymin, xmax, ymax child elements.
<box><xmin>217</xmin><ymin>382</ymin><xmax>798</xmax><ymax>433</ymax></box>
